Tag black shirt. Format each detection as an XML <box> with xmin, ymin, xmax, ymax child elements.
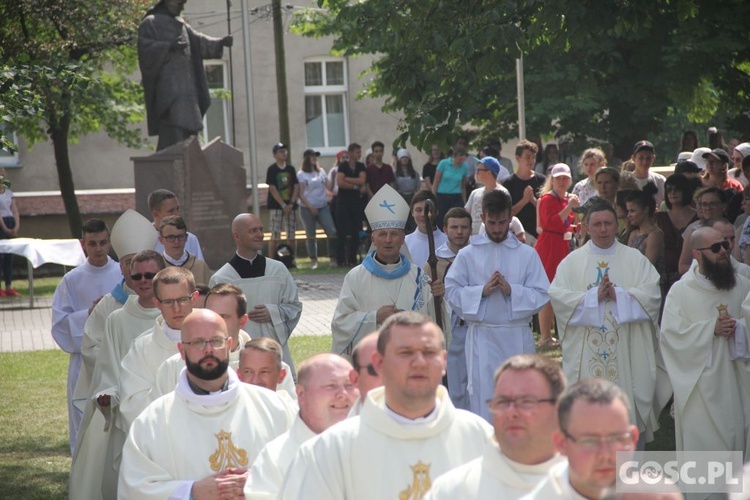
<box><xmin>337</xmin><ymin>161</ymin><xmax>367</xmax><ymax>202</ymax></box>
<box><xmin>229</xmin><ymin>253</ymin><xmax>267</xmax><ymax>279</ymax></box>
<box><xmin>265</xmin><ymin>163</ymin><xmax>299</xmax><ymax>209</ymax></box>
<box><xmin>503</xmin><ymin>172</ymin><xmax>546</xmax><ymax>238</ymax></box>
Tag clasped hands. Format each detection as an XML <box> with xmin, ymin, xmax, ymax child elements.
<box><xmin>483</xmin><ymin>271</ymin><xmax>511</xmax><ymax>297</ymax></box>
<box><xmin>597</xmin><ymin>274</ymin><xmax>617</xmax><ymax>303</ymax></box>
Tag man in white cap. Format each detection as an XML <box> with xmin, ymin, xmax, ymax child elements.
<box><xmin>52</xmin><ymin>218</ymin><xmax>122</xmax><ymax>454</ymax></box>
<box><xmin>209</xmin><ymin>213</ymin><xmax>302</xmax><ymax>377</ymax></box>
<box><xmin>69</xmin><ymin>249</ymin><xmax>167</xmax><ymax>499</ymax></box>
<box><xmin>331</xmin><ymin>184</ymin><xmax>435</xmax><ymax>357</ymax></box>
<box><xmin>444</xmin><ymin>190</ymin><xmax>549</xmax><ymax>422</ymax></box>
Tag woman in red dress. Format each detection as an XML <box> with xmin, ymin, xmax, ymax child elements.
<box><xmin>535</xmin><ymin>163</ymin><xmax>579</xmax><ymax>347</ymax></box>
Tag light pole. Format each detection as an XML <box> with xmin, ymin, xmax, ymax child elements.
<box><xmin>241</xmin><ymin>0</ymin><xmax>260</xmax><ymax>216</ymax></box>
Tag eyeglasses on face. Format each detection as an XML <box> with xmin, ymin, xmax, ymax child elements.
<box><xmin>359</xmin><ymin>363</ymin><xmax>377</xmax><ymax>377</ymax></box>
<box><xmin>181</xmin><ymin>337</ymin><xmax>229</xmax><ymax>350</ymax></box>
<box><xmin>163</xmin><ymin>233</ymin><xmax>188</xmax><ymax>242</ymax></box>
<box><xmin>157</xmin><ymin>294</ymin><xmax>193</xmax><ymax>307</ymax></box>
<box><xmin>486</xmin><ymin>396</ymin><xmax>556</xmax><ymax>413</ymax></box>
<box><xmin>699</xmin><ymin>201</ymin><xmax>723</xmax><ymax>209</ymax></box>
<box><xmin>695</xmin><ymin>241</ymin><xmax>730</xmax><ymax>254</ymax></box>
<box><xmin>131</xmin><ymin>272</ymin><xmax>157</xmax><ymax>281</ymax></box>
<box><xmin>562</xmin><ymin>430</ymin><xmax>635</xmax><ymax>452</ymax></box>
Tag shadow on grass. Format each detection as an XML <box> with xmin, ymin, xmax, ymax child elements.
<box><xmin>0</xmin><ymin>452</ymin><xmax>70</xmax><ymax>499</ymax></box>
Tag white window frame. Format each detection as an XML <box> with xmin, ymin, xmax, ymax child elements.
<box><xmin>303</xmin><ymin>57</ymin><xmax>349</xmax><ymax>156</ymax></box>
<box><xmin>0</xmin><ymin>126</ymin><xmax>21</xmax><ymax>167</ymax></box>
<box><xmin>201</xmin><ymin>60</ymin><xmax>231</xmax><ymax>146</ymax></box>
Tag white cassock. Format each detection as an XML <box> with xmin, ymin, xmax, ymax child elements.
<box><xmin>245</xmin><ymin>415</ymin><xmax>316</xmax><ymax>499</ymax></box>
<box><xmin>209</xmin><ymin>254</ymin><xmax>302</xmax><ymax>377</ymax></box>
<box><xmin>51</xmin><ymin>257</ymin><xmax>122</xmax><ymax>453</ymax></box>
<box><xmin>424</xmin><ymin>438</ymin><xmax>565</xmax><ymax>500</ymax></box>
<box><xmin>444</xmin><ymin>233</ymin><xmax>549</xmax><ymax>421</ymax></box>
<box><xmin>424</xmin><ymin>242</ymin><xmax>469</xmax><ymax>410</ymax></box>
<box><xmin>548</xmin><ymin>241</ymin><xmax>662</xmax><ymax>440</ymax></box>
<box><xmin>72</xmin><ymin>281</ymin><xmax>132</xmax><ymax>418</ymax></box>
<box><xmin>154</xmin><ymin>227</ymin><xmax>204</xmax><ymax>260</ymax></box>
<box><xmin>405</xmin><ymin>228</ymin><xmax>448</xmax><ymax>269</ymax></box>
<box><xmin>280</xmin><ymin>385</ymin><xmax>491</xmax><ymax>500</ymax></box>
<box><xmin>69</xmin><ymin>295</ymin><xmax>161</xmax><ymax>500</ymax></box>
<box><xmin>688</xmin><ymin>256</ymin><xmax>750</xmax><ymax>281</ymax></box>
<box><xmin>331</xmin><ymin>253</ymin><xmax>433</xmax><ymax>356</ymax></box>
<box><xmin>522</xmin><ymin>461</ymin><xmax>581</xmax><ymax>500</ymax></box>
<box><xmin>152</xmin><ymin>329</ymin><xmax>297</xmax><ymax>400</ymax></box>
<box><xmin>119</xmin><ymin>316</ymin><xmax>182</xmax><ymax>432</ymax></box>
<box><xmin>661</xmin><ymin>266</ymin><xmax>750</xmax><ymax>454</ymax></box>
<box><xmin>119</xmin><ymin>368</ymin><xmax>294</xmax><ymax>500</ymax></box>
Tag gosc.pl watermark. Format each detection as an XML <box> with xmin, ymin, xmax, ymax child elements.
<box><xmin>616</xmin><ymin>451</ymin><xmax>743</xmax><ymax>494</ymax></box>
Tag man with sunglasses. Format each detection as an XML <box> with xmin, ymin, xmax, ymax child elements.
<box><xmin>159</xmin><ymin>215</ymin><xmax>212</xmax><ymax>285</ymax></box>
<box><xmin>549</xmin><ymin>200</ymin><xmax>663</xmax><ymax>447</ymax></box>
<box><xmin>427</xmin><ymin>354</ymin><xmax>566</xmax><ymax>499</ymax></box>
<box><xmin>661</xmin><ymin>226</ymin><xmax>750</xmax><ymax>455</ymax></box>
<box><xmin>691</xmin><ymin>217</ymin><xmax>750</xmax><ymax>280</ymax></box>
<box><xmin>526</xmin><ymin>378</ymin><xmax>638</xmax><ymax>499</ymax></box>
<box><xmin>120</xmin><ymin>309</ymin><xmax>293</xmax><ymax>499</ymax></box>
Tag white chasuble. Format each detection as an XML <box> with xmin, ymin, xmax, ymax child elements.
<box><xmin>662</xmin><ymin>268</ymin><xmax>750</xmax><ymax>455</ymax></box>
<box><xmin>209</xmin><ymin>259</ymin><xmax>302</xmax><ymax>376</ymax></box>
<box><xmin>425</xmin><ymin>438</ymin><xmax>564</xmax><ymax>499</ymax></box>
<box><xmin>245</xmin><ymin>415</ymin><xmax>316</xmax><ymax>498</ymax></box>
<box><xmin>331</xmin><ymin>258</ymin><xmax>433</xmax><ymax>356</ymax></box>
<box><xmin>549</xmin><ymin>241</ymin><xmax>662</xmax><ymax>439</ymax></box>
<box><xmin>280</xmin><ymin>386</ymin><xmax>491</xmax><ymax>499</ymax></box>
<box><xmin>119</xmin><ymin>370</ymin><xmax>294</xmax><ymax>499</ymax></box>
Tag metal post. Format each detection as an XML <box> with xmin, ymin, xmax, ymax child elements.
<box><xmin>516</xmin><ymin>54</ymin><xmax>526</xmax><ymax>141</ymax></box>
<box><xmin>241</xmin><ymin>0</ymin><xmax>260</xmax><ymax>216</ymax></box>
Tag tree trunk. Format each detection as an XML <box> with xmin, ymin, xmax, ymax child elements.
<box><xmin>49</xmin><ymin>115</ymin><xmax>83</xmax><ymax>237</ymax></box>
<box><xmin>272</xmin><ymin>0</ymin><xmax>291</xmax><ymax>154</ymax></box>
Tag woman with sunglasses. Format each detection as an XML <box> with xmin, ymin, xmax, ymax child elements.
<box><xmin>678</xmin><ymin>187</ymin><xmax>726</xmax><ymax>275</ymax></box>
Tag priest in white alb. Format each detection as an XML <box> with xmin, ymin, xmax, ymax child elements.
<box><xmin>246</xmin><ymin>353</ymin><xmax>358</xmax><ymax>498</ymax></box>
<box><xmin>662</xmin><ymin>226</ymin><xmax>750</xmax><ymax>454</ymax></box>
<box><xmin>69</xmin><ymin>249</ymin><xmax>166</xmax><ymax>500</ymax></box>
<box><xmin>426</xmin><ymin>354</ymin><xmax>567</xmax><ymax>499</ymax></box>
<box><xmin>444</xmin><ymin>190</ymin><xmax>549</xmax><ymax>421</ymax></box>
<box><xmin>404</xmin><ymin>190</ymin><xmax>448</xmax><ymax>268</ymax></box>
<box><xmin>548</xmin><ymin>198</ymin><xmax>662</xmax><ymax>443</ymax></box>
<box><xmin>209</xmin><ymin>213</ymin><xmax>302</xmax><ymax>377</ymax></box>
<box><xmin>119</xmin><ymin>309</ymin><xmax>294</xmax><ymax>500</ymax></box>
<box><xmin>280</xmin><ymin>312</ymin><xmax>491</xmax><ymax>499</ymax></box>
<box><xmin>51</xmin><ymin>218</ymin><xmax>122</xmax><ymax>454</ymax></box>
<box><xmin>331</xmin><ymin>184</ymin><xmax>434</xmax><ymax>357</ymax></box>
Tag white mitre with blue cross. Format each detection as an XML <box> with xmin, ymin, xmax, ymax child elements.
<box><xmin>365</xmin><ymin>184</ymin><xmax>409</xmax><ymax>230</ymax></box>
<box><xmin>110</xmin><ymin>209</ymin><xmax>158</xmax><ymax>259</ymax></box>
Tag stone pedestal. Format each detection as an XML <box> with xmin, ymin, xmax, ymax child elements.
<box><xmin>132</xmin><ymin>137</ymin><xmax>246</xmax><ymax>270</ymax></box>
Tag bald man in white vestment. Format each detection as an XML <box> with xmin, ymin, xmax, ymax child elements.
<box><xmin>281</xmin><ymin>312</ymin><xmax>491</xmax><ymax>499</ymax></box>
<box><xmin>119</xmin><ymin>309</ymin><xmax>294</xmax><ymax>499</ymax></box>
<box><xmin>662</xmin><ymin>227</ymin><xmax>750</xmax><ymax>455</ymax></box>
<box><xmin>426</xmin><ymin>354</ymin><xmax>567</xmax><ymax>499</ymax></box>
<box><xmin>246</xmin><ymin>354</ymin><xmax>358</xmax><ymax>498</ymax></box>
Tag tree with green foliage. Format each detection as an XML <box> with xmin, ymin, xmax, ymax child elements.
<box><xmin>0</xmin><ymin>0</ymin><xmax>150</xmax><ymax>236</ymax></box>
<box><xmin>294</xmin><ymin>0</ymin><xmax>750</xmax><ymax>159</ymax></box>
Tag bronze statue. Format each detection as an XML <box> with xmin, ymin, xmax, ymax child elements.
<box><xmin>138</xmin><ymin>0</ymin><xmax>233</xmax><ymax>150</ymax></box>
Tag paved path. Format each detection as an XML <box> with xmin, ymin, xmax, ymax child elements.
<box><xmin>0</xmin><ymin>273</ymin><xmax>343</xmax><ymax>353</ymax></box>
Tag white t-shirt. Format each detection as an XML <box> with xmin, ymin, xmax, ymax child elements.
<box><xmin>297</xmin><ymin>168</ymin><xmax>328</xmax><ymax>209</ymax></box>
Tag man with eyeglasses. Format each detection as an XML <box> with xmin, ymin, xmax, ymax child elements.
<box><xmin>70</xmin><ymin>221</ymin><xmax>160</xmax><ymax>499</ymax></box>
<box><xmin>427</xmin><ymin>354</ymin><xmax>566</xmax><ymax>499</ymax></box>
<box><xmin>549</xmin><ymin>200</ymin><xmax>664</xmax><ymax>447</ymax></box>
<box><xmin>120</xmin><ymin>309</ymin><xmax>294</xmax><ymax>499</ymax></box>
<box><xmin>282</xmin><ymin>311</ymin><xmax>491</xmax><ymax>499</ymax></box>
<box><xmin>210</xmin><ymin>213</ymin><xmax>302</xmax><ymax>379</ymax></box>
<box><xmin>152</xmin><ymin>287</ymin><xmax>297</xmax><ymax>400</ymax></box>
<box><xmin>159</xmin><ymin>215</ymin><xmax>212</xmax><ymax>285</ymax></box>
<box><xmin>149</xmin><ymin>189</ymin><xmax>205</xmax><ymax>260</ymax></box>
<box><xmin>525</xmin><ymin>378</ymin><xmax>637</xmax><ymax>499</ymax></box>
<box><xmin>348</xmin><ymin>332</ymin><xmax>382</xmax><ymax>416</ymax></box>
<box><xmin>662</xmin><ymin>226</ymin><xmax>750</xmax><ymax>455</ymax></box>
<box><xmin>246</xmin><ymin>354</ymin><xmax>358</xmax><ymax>498</ymax></box>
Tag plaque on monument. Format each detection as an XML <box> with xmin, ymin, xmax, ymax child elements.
<box><xmin>132</xmin><ymin>136</ymin><xmax>247</xmax><ymax>270</ymax></box>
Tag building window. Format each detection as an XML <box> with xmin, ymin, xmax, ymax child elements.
<box><xmin>0</xmin><ymin>125</ymin><xmax>21</xmax><ymax>167</ymax></box>
<box><xmin>202</xmin><ymin>61</ymin><xmax>231</xmax><ymax>146</ymax></box>
<box><xmin>304</xmin><ymin>58</ymin><xmax>348</xmax><ymax>153</ymax></box>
